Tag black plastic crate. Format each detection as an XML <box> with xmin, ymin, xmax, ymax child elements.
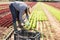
<box><xmin>14</xmin><ymin>30</ymin><xmax>40</xmax><ymax>40</ymax></box>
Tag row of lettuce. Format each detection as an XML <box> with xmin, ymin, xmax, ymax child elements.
<box><xmin>24</xmin><ymin>3</ymin><xmax>48</xmax><ymax>30</ymax></box>
<box><xmin>43</xmin><ymin>3</ymin><xmax>60</xmax><ymax>22</ymax></box>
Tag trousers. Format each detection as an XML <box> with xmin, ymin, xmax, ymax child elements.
<box><xmin>9</xmin><ymin>4</ymin><xmax>21</xmax><ymax>31</ymax></box>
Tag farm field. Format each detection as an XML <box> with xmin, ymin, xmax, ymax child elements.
<box><xmin>45</xmin><ymin>2</ymin><xmax>60</xmax><ymax>10</ymax></box>
<box><xmin>0</xmin><ymin>2</ymin><xmax>60</xmax><ymax>40</ymax></box>
<box><xmin>43</xmin><ymin>2</ymin><xmax>60</xmax><ymax>22</ymax></box>
<box><xmin>25</xmin><ymin>2</ymin><xmax>60</xmax><ymax>40</ymax></box>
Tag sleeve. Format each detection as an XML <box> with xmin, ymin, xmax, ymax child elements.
<box><xmin>19</xmin><ymin>11</ymin><xmax>25</xmax><ymax>24</ymax></box>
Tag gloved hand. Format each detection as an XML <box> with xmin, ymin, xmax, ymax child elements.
<box><xmin>21</xmin><ymin>23</ymin><xmax>25</xmax><ymax>26</ymax></box>
<box><xmin>25</xmin><ymin>21</ymin><xmax>30</xmax><ymax>27</ymax></box>
<box><xmin>24</xmin><ymin>21</ymin><xmax>30</xmax><ymax>30</ymax></box>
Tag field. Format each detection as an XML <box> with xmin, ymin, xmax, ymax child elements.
<box><xmin>0</xmin><ymin>2</ymin><xmax>60</xmax><ymax>40</ymax></box>
<box><xmin>45</xmin><ymin>2</ymin><xmax>60</xmax><ymax>9</ymax></box>
<box><xmin>25</xmin><ymin>2</ymin><xmax>60</xmax><ymax>40</ymax></box>
<box><xmin>44</xmin><ymin>2</ymin><xmax>60</xmax><ymax>22</ymax></box>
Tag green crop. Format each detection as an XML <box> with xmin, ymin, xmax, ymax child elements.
<box><xmin>43</xmin><ymin>3</ymin><xmax>60</xmax><ymax>21</ymax></box>
<box><xmin>24</xmin><ymin>3</ymin><xmax>47</xmax><ymax>30</ymax></box>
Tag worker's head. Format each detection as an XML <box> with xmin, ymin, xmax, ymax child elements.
<box><xmin>25</xmin><ymin>7</ymin><xmax>29</xmax><ymax>14</ymax></box>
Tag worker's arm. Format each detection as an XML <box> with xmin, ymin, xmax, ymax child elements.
<box><xmin>19</xmin><ymin>11</ymin><xmax>25</xmax><ymax>26</ymax></box>
<box><xmin>26</xmin><ymin>7</ymin><xmax>31</xmax><ymax>20</ymax></box>
<box><xmin>28</xmin><ymin>7</ymin><xmax>31</xmax><ymax>14</ymax></box>
<box><xmin>24</xmin><ymin>8</ymin><xmax>30</xmax><ymax>27</ymax></box>
<box><xmin>26</xmin><ymin>12</ymin><xmax>29</xmax><ymax>20</ymax></box>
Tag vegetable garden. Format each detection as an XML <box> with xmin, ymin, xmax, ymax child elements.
<box><xmin>43</xmin><ymin>3</ymin><xmax>60</xmax><ymax>22</ymax></box>
<box><xmin>24</xmin><ymin>2</ymin><xmax>60</xmax><ymax>40</ymax></box>
<box><xmin>0</xmin><ymin>2</ymin><xmax>60</xmax><ymax>40</ymax></box>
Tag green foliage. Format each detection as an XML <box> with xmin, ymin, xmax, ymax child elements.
<box><xmin>24</xmin><ymin>3</ymin><xmax>47</xmax><ymax>30</ymax></box>
<box><xmin>44</xmin><ymin>3</ymin><xmax>60</xmax><ymax>21</ymax></box>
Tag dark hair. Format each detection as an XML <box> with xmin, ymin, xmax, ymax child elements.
<box><xmin>25</xmin><ymin>8</ymin><xmax>27</xmax><ymax>14</ymax></box>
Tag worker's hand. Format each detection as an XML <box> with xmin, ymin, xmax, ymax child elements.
<box><xmin>21</xmin><ymin>23</ymin><xmax>25</xmax><ymax>26</ymax></box>
<box><xmin>25</xmin><ymin>21</ymin><xmax>30</xmax><ymax>27</ymax></box>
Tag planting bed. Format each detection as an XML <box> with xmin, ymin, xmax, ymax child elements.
<box><xmin>37</xmin><ymin>21</ymin><xmax>56</xmax><ymax>40</ymax></box>
<box><xmin>0</xmin><ymin>3</ymin><xmax>15</xmax><ymax>40</ymax></box>
<box><xmin>0</xmin><ymin>2</ymin><xmax>60</xmax><ymax>40</ymax></box>
<box><xmin>25</xmin><ymin>2</ymin><xmax>60</xmax><ymax>40</ymax></box>
<box><xmin>24</xmin><ymin>3</ymin><xmax>48</xmax><ymax>30</ymax></box>
<box><xmin>43</xmin><ymin>2</ymin><xmax>60</xmax><ymax>22</ymax></box>
<box><xmin>40</xmin><ymin>2</ymin><xmax>60</xmax><ymax>40</ymax></box>
<box><xmin>45</xmin><ymin>2</ymin><xmax>60</xmax><ymax>10</ymax></box>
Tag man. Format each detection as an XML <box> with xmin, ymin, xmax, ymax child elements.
<box><xmin>9</xmin><ymin>1</ymin><xmax>30</xmax><ymax>33</ymax></box>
